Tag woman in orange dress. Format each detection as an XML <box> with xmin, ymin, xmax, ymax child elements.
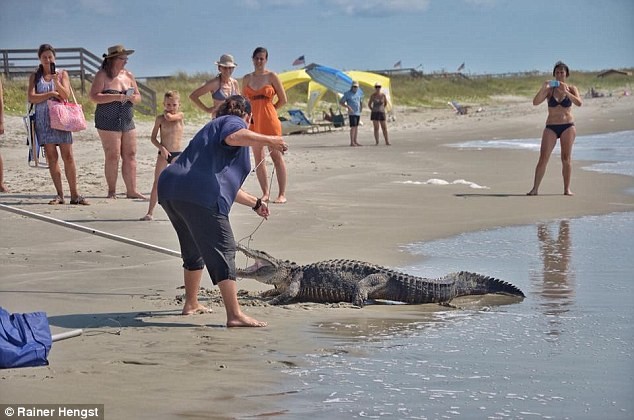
<box><xmin>242</xmin><ymin>47</ymin><xmax>288</xmax><ymax>203</ymax></box>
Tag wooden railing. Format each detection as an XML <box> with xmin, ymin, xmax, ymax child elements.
<box><xmin>0</xmin><ymin>47</ymin><xmax>156</xmax><ymax>115</ymax></box>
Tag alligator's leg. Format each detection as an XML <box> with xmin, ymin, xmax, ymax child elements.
<box><xmin>260</xmin><ymin>288</ymin><xmax>281</xmax><ymax>298</ymax></box>
<box><xmin>270</xmin><ymin>271</ymin><xmax>303</xmax><ymax>305</ymax></box>
<box><xmin>354</xmin><ymin>274</ymin><xmax>390</xmax><ymax>306</ymax></box>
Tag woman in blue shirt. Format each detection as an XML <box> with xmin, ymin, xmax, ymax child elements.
<box><xmin>158</xmin><ymin>95</ymin><xmax>288</xmax><ymax>327</ymax></box>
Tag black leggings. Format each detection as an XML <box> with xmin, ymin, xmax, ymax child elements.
<box><xmin>161</xmin><ymin>200</ymin><xmax>236</xmax><ymax>284</ymax></box>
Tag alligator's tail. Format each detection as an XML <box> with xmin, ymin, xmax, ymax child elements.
<box><xmin>444</xmin><ymin>271</ymin><xmax>525</xmax><ymax>299</ymax></box>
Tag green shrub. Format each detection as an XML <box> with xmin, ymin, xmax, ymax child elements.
<box><xmin>2</xmin><ymin>69</ymin><xmax>631</xmax><ymax>119</ymax></box>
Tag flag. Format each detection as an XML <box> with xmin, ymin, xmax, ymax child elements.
<box><xmin>393</xmin><ymin>60</ymin><xmax>402</xmax><ymax>69</ymax></box>
<box><xmin>457</xmin><ymin>62</ymin><xmax>465</xmax><ymax>72</ymax></box>
<box><xmin>292</xmin><ymin>55</ymin><xmax>305</xmax><ymax>66</ymax></box>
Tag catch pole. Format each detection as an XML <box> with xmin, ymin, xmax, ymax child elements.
<box><xmin>0</xmin><ymin>203</ymin><xmax>181</xmax><ymax>258</ymax></box>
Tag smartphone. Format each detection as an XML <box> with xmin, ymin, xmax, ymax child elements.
<box><xmin>125</xmin><ymin>87</ymin><xmax>135</xmax><ymax>96</ymax></box>
<box><xmin>549</xmin><ymin>80</ymin><xmax>560</xmax><ymax>88</ymax></box>
<box><xmin>50</xmin><ymin>62</ymin><xmax>56</xmax><ymax>74</ymax></box>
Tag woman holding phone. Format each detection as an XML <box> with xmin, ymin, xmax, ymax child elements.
<box><xmin>527</xmin><ymin>61</ymin><xmax>582</xmax><ymax>196</ymax></box>
<box><xmin>28</xmin><ymin>44</ymin><xmax>88</xmax><ymax>205</ymax></box>
<box><xmin>89</xmin><ymin>44</ymin><xmax>145</xmax><ymax>199</ymax></box>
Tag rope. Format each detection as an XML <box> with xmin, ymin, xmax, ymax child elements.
<box><xmin>238</xmin><ymin>149</ymin><xmax>277</xmax><ymax>245</ymax></box>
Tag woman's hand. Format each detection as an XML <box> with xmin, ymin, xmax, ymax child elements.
<box><xmin>254</xmin><ymin>202</ymin><xmax>270</xmax><ymax>219</ymax></box>
<box><xmin>270</xmin><ymin>137</ymin><xmax>288</xmax><ymax>153</ymax></box>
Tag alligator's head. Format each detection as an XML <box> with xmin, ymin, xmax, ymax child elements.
<box><xmin>236</xmin><ymin>243</ymin><xmax>296</xmax><ymax>288</ymax></box>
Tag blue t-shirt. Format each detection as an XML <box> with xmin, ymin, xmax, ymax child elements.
<box><xmin>157</xmin><ymin>115</ymin><xmax>249</xmax><ymax>215</ymax></box>
<box><xmin>340</xmin><ymin>89</ymin><xmax>364</xmax><ymax>116</ymax></box>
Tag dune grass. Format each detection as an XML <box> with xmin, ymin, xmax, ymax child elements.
<box><xmin>2</xmin><ymin>69</ymin><xmax>631</xmax><ymax>121</ymax></box>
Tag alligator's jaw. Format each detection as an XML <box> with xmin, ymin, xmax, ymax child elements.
<box><xmin>236</xmin><ymin>243</ymin><xmax>279</xmax><ymax>267</ymax></box>
<box><xmin>239</xmin><ymin>260</ymin><xmax>269</xmax><ymax>275</ymax></box>
<box><xmin>236</xmin><ymin>243</ymin><xmax>281</xmax><ymax>283</ymax></box>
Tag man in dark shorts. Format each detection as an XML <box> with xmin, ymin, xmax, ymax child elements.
<box><xmin>339</xmin><ymin>81</ymin><xmax>364</xmax><ymax>147</ymax></box>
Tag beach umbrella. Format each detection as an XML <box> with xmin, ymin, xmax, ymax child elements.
<box><xmin>305</xmin><ymin>63</ymin><xmax>354</xmax><ymax>94</ymax></box>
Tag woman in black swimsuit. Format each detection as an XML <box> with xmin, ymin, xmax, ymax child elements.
<box><xmin>89</xmin><ymin>45</ymin><xmax>145</xmax><ymax>199</ymax></box>
<box><xmin>528</xmin><ymin>61</ymin><xmax>582</xmax><ymax>196</ymax></box>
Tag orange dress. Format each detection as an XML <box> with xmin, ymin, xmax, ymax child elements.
<box><xmin>243</xmin><ymin>84</ymin><xmax>282</xmax><ymax>136</ymax></box>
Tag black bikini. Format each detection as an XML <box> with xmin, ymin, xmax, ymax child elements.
<box><xmin>547</xmin><ymin>92</ymin><xmax>572</xmax><ymax>108</ymax></box>
<box><xmin>546</xmin><ymin>88</ymin><xmax>574</xmax><ymax>138</ymax></box>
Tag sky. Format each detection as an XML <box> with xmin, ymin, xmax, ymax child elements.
<box><xmin>1</xmin><ymin>0</ymin><xmax>632</xmax><ymax>78</ymax></box>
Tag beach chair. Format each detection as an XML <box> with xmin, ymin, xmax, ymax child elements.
<box><xmin>22</xmin><ymin>104</ymin><xmax>46</xmax><ymax>167</ymax></box>
<box><xmin>448</xmin><ymin>100</ymin><xmax>470</xmax><ymax>115</ymax></box>
<box><xmin>280</xmin><ymin>115</ymin><xmax>314</xmax><ymax>136</ymax></box>
<box><xmin>282</xmin><ymin>109</ymin><xmax>334</xmax><ymax>135</ymax></box>
<box><xmin>331</xmin><ymin>112</ymin><xmax>345</xmax><ymax>128</ymax></box>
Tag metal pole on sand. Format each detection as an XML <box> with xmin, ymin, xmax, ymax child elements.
<box><xmin>52</xmin><ymin>329</ymin><xmax>83</xmax><ymax>342</ymax></box>
<box><xmin>0</xmin><ymin>203</ymin><xmax>181</xmax><ymax>257</ymax></box>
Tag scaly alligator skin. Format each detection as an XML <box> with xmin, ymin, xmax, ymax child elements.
<box><xmin>236</xmin><ymin>244</ymin><xmax>525</xmax><ymax>307</ymax></box>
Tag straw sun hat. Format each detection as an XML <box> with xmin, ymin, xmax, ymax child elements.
<box><xmin>103</xmin><ymin>44</ymin><xmax>135</xmax><ymax>59</ymax></box>
<box><xmin>215</xmin><ymin>54</ymin><xmax>237</xmax><ymax>68</ymax></box>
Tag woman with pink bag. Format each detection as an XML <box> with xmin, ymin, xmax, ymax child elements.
<box><xmin>27</xmin><ymin>44</ymin><xmax>89</xmax><ymax>205</ymax></box>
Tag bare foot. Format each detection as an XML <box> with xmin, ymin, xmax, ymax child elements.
<box><xmin>526</xmin><ymin>190</ymin><xmax>538</xmax><ymax>196</ymax></box>
<box><xmin>126</xmin><ymin>192</ymin><xmax>147</xmax><ymax>199</ymax></box>
<box><xmin>107</xmin><ymin>192</ymin><xmax>117</xmax><ymax>199</ymax></box>
<box><xmin>227</xmin><ymin>313</ymin><xmax>267</xmax><ymax>327</ymax></box>
<box><xmin>139</xmin><ymin>214</ymin><xmax>153</xmax><ymax>221</ymax></box>
<box><xmin>385</xmin><ymin>142</ymin><xmax>391</xmax><ymax>146</ymax></box>
<box><xmin>0</xmin><ymin>184</ymin><xmax>8</xmax><ymax>193</ymax></box>
<box><xmin>261</xmin><ymin>194</ymin><xmax>270</xmax><ymax>203</ymax></box>
<box><xmin>182</xmin><ymin>304</ymin><xmax>213</xmax><ymax>315</ymax></box>
<box><xmin>273</xmin><ymin>196</ymin><xmax>287</xmax><ymax>204</ymax></box>
<box><xmin>564</xmin><ymin>190</ymin><xmax>574</xmax><ymax>196</ymax></box>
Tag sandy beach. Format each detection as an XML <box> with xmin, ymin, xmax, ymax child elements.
<box><xmin>1</xmin><ymin>94</ymin><xmax>633</xmax><ymax>419</ymax></box>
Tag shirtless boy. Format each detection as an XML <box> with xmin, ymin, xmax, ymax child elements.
<box><xmin>140</xmin><ymin>91</ymin><xmax>184</xmax><ymax>221</ymax></box>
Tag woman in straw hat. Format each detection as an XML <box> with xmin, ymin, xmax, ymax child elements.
<box><xmin>89</xmin><ymin>44</ymin><xmax>145</xmax><ymax>199</ymax></box>
<box><xmin>189</xmin><ymin>54</ymin><xmax>240</xmax><ymax>118</ymax></box>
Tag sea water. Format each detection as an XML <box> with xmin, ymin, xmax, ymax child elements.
<box><xmin>277</xmin><ymin>131</ymin><xmax>634</xmax><ymax>419</ymax></box>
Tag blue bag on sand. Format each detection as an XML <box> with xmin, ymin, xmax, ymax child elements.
<box><xmin>0</xmin><ymin>307</ymin><xmax>52</xmax><ymax>369</ymax></box>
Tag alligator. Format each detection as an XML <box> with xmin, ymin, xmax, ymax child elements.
<box><xmin>236</xmin><ymin>244</ymin><xmax>525</xmax><ymax>307</ymax></box>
